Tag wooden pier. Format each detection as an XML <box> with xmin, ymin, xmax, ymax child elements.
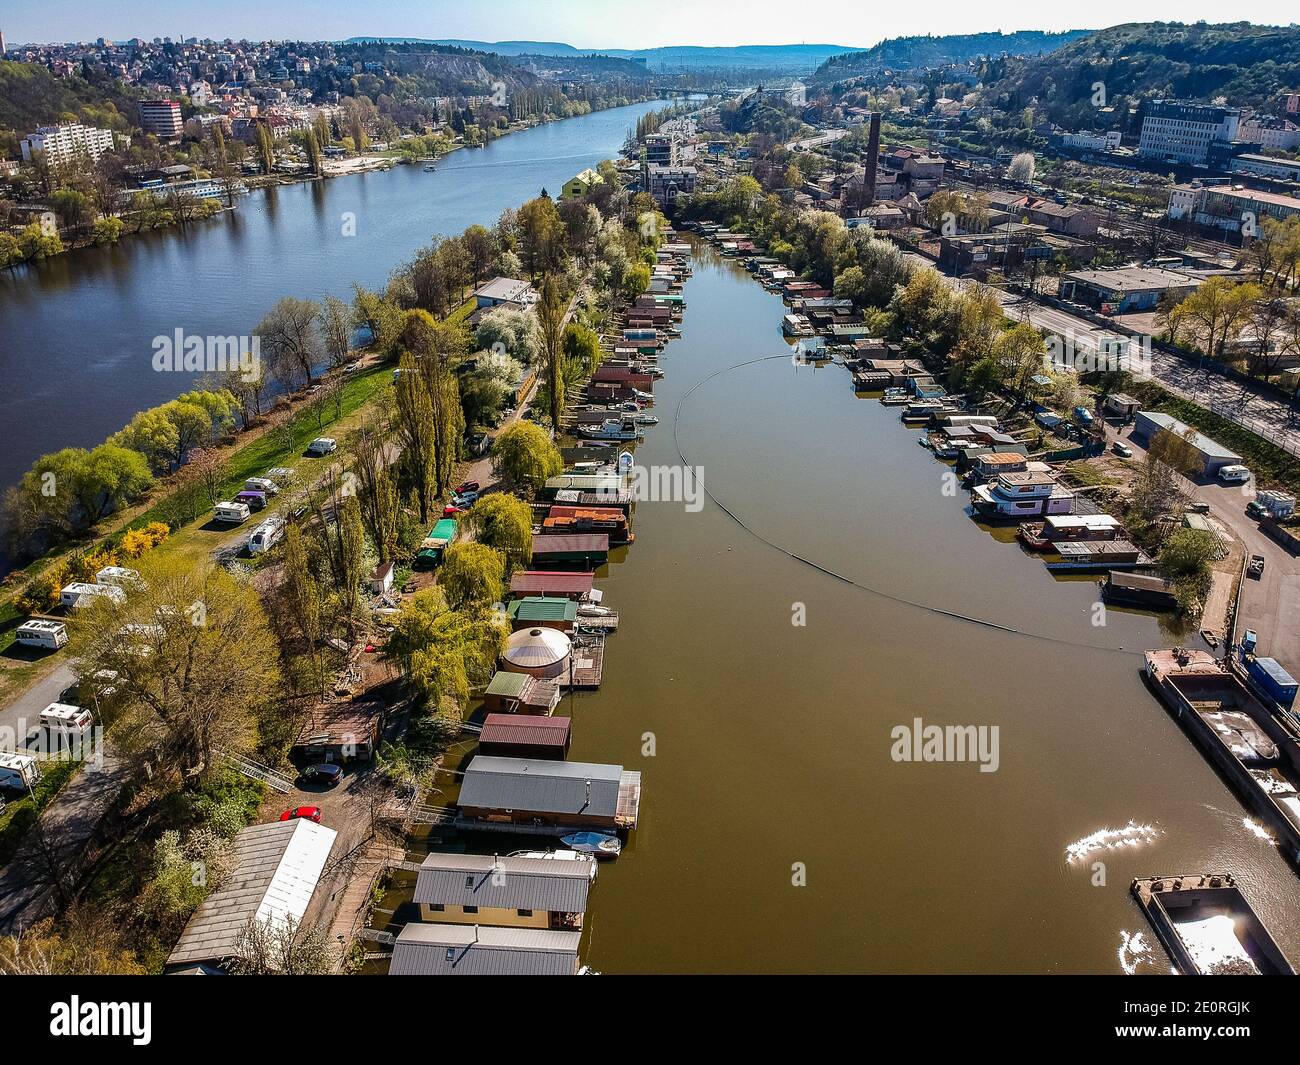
<box><xmin>567</xmin><ymin>634</ymin><xmax>605</xmax><ymax>688</ymax></box>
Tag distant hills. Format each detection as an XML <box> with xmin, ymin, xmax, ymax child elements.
<box><xmin>344</xmin><ymin>38</ymin><xmax>853</xmax><ymax>74</ymax></box>
<box><xmin>978</xmin><ymin>22</ymin><xmax>1300</xmax><ymax>127</ymax></box>
<box><xmin>811</xmin><ymin>30</ymin><xmax>1092</xmax><ymax>82</ymax></box>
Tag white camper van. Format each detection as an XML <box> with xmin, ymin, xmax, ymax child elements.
<box><xmin>40</xmin><ymin>703</ymin><xmax>94</xmax><ymax>743</ymax></box>
<box><xmin>213</xmin><ymin>501</ymin><xmax>252</xmax><ymax>524</ymax></box>
<box><xmin>244</xmin><ymin>477</ymin><xmax>280</xmax><ymax>495</ymax></box>
<box><xmin>59</xmin><ymin>582</ymin><xmax>126</xmax><ymax>609</ymax></box>
<box><xmin>0</xmin><ymin>752</ymin><xmax>42</xmax><ymax>792</ymax></box>
<box><xmin>15</xmin><ymin>619</ymin><xmax>69</xmax><ymax>650</ymax></box>
<box><xmin>248</xmin><ymin>516</ymin><xmax>286</xmax><ymax>555</ymax></box>
<box><xmin>306</xmin><ymin>437</ymin><xmax>337</xmax><ymax>456</ymax></box>
<box><xmin>1217</xmin><ymin>464</ymin><xmax>1251</xmax><ymax>485</ymax></box>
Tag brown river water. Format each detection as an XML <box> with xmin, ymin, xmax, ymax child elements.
<box><xmin>387</xmin><ymin>238</ymin><xmax>1300</xmax><ymax>974</ymax></box>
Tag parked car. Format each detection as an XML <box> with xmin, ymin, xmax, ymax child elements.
<box><xmin>1246</xmin><ymin>500</ymin><xmax>1268</xmax><ymax>520</ymax></box>
<box><xmin>279</xmin><ymin>806</ymin><xmax>322</xmax><ymax>823</ymax></box>
<box><xmin>1218</xmin><ymin>464</ymin><xmax>1251</xmax><ymax>485</ymax></box>
<box><xmin>1111</xmin><ymin>441</ymin><xmax>1133</xmax><ymax>458</ymax></box>
<box><xmin>1186</xmin><ymin>501</ymin><xmax>1211</xmax><ymax>514</ymax></box>
<box><xmin>452</xmin><ymin>490</ymin><xmax>479</xmax><ymax>506</ymax></box>
<box><xmin>299</xmin><ymin>763</ymin><xmax>343</xmax><ymax>787</ymax></box>
<box><xmin>306</xmin><ymin>437</ymin><xmax>337</xmax><ymax>457</ymax></box>
<box><xmin>443</xmin><ymin>504</ymin><xmax>467</xmax><ymax>517</ymax></box>
<box><xmin>456</xmin><ymin>481</ymin><xmax>481</xmax><ymax>495</ymax></box>
<box><xmin>1248</xmin><ymin>555</ymin><xmax>1266</xmax><ymax>579</ymax></box>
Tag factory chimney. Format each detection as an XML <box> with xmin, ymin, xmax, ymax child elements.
<box><xmin>863</xmin><ymin>112</ymin><xmax>882</xmax><ymax>209</ymax></box>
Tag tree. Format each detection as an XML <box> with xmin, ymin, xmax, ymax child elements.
<box><xmin>351</xmin><ymin>283</ymin><xmax>402</xmax><ymax>351</ymax></box>
<box><xmin>1129</xmin><ymin>428</ymin><xmax>1197</xmax><ymax>535</ymax></box>
<box><xmin>387</xmin><ymin>588</ymin><xmax>507</xmax><ymax>714</ymax></box>
<box><xmin>228</xmin><ymin>914</ymin><xmax>337</xmax><ymax>975</ymax></box>
<box><xmin>439</xmin><ymin>542</ymin><xmax>506</xmax><ymax>609</ymax></box>
<box><xmin>1164</xmin><ymin>278</ymin><xmax>1262</xmax><ymax>360</ymax></box>
<box><xmin>491</xmin><ymin>421</ymin><xmax>562</xmax><ymax>497</ymax></box>
<box><xmin>1007</xmin><ymin>152</ymin><xmax>1036</xmax><ymax>183</ymax></box>
<box><xmin>257</xmin><ymin>296</ymin><xmax>321</xmax><ymax>389</ymax></box>
<box><xmin>255</xmin><ymin>122</ymin><xmax>275</xmax><ymax>175</ymax></box>
<box><xmin>475</xmin><ymin>306</ymin><xmax>541</xmax><ymax>365</ymax></box>
<box><xmin>74</xmin><ymin>555</ymin><xmax>282</xmax><ymax>783</ymax></box>
<box><xmin>1158</xmin><ymin>528</ymin><xmax>1221</xmax><ymax>614</ymax></box>
<box><xmin>466</xmin><ymin>493</ymin><xmax>534</xmax><ymax>571</ymax></box>
<box><xmin>536</xmin><ymin>275</ymin><xmax>568</xmax><ymax>429</ymax></box>
<box><xmin>280</xmin><ymin>523</ymin><xmax>325</xmax><ymax>689</ymax></box>
<box><xmin>0</xmin><ymin>909</ymin><xmax>145</xmax><ymax>975</ymax></box>
<box><xmin>518</xmin><ymin>195</ymin><xmax>565</xmax><ymax>277</ymax></box>
<box><xmin>320</xmin><ymin>294</ymin><xmax>352</xmax><ymax>369</ymax></box>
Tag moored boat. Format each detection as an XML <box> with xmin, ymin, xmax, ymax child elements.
<box><xmin>560</xmin><ymin>831</ymin><xmax>622</xmax><ymax>859</ymax></box>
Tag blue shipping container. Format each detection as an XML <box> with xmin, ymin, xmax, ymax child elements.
<box><xmin>1247</xmin><ymin>656</ymin><xmax>1298</xmax><ymax>708</ymax></box>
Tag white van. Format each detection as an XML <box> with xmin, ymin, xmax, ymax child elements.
<box><xmin>213</xmin><ymin>501</ymin><xmax>251</xmax><ymax>524</ymax></box>
<box><xmin>1217</xmin><ymin>464</ymin><xmax>1251</xmax><ymax>485</ymax></box>
<box><xmin>59</xmin><ymin>582</ymin><xmax>126</xmax><ymax>609</ymax></box>
<box><xmin>265</xmin><ymin>467</ymin><xmax>296</xmax><ymax>482</ymax></box>
<box><xmin>306</xmin><ymin>437</ymin><xmax>337</xmax><ymax>456</ymax></box>
<box><xmin>15</xmin><ymin>619</ymin><xmax>68</xmax><ymax>650</ymax></box>
<box><xmin>244</xmin><ymin>477</ymin><xmax>280</xmax><ymax>495</ymax></box>
<box><xmin>0</xmin><ymin>752</ymin><xmax>42</xmax><ymax>792</ymax></box>
<box><xmin>40</xmin><ymin>703</ymin><xmax>94</xmax><ymax>742</ymax></box>
<box><xmin>248</xmin><ymin>516</ymin><xmax>286</xmax><ymax>555</ymax></box>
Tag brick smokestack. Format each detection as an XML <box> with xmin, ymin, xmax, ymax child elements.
<box><xmin>863</xmin><ymin>112</ymin><xmax>881</xmax><ymax>209</ymax></box>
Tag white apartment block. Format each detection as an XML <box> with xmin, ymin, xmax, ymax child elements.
<box><xmin>20</xmin><ymin>123</ymin><xmax>118</xmax><ymax>165</ymax></box>
<box><xmin>1237</xmin><ymin>118</ymin><xmax>1300</xmax><ymax>152</ymax></box>
<box><xmin>139</xmin><ymin>99</ymin><xmax>184</xmax><ymax>138</ymax></box>
<box><xmin>1138</xmin><ymin>101</ymin><xmax>1241</xmax><ymax>165</ymax></box>
<box><xmin>1061</xmin><ymin>130</ymin><xmax>1122</xmax><ymax>152</ymax></box>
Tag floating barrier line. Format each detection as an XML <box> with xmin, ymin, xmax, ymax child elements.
<box><xmin>671</xmin><ymin>354</ymin><xmax>1142</xmax><ymax>658</ymax></box>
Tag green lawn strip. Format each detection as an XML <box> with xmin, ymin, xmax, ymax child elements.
<box><xmin>0</xmin><ymin>756</ymin><xmax>85</xmax><ymax>866</ymax></box>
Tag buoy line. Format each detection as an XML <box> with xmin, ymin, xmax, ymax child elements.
<box><xmin>670</xmin><ymin>354</ymin><xmax>1143</xmax><ymax>658</ymax></box>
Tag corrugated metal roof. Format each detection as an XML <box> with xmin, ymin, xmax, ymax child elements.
<box><xmin>508</xmin><ymin>597</ymin><xmax>578</xmax><ymax>623</ymax></box>
<box><xmin>480</xmin><ymin>714</ymin><xmax>570</xmax><ymax>748</ymax></box>
<box><xmin>485</xmin><ymin>671</ymin><xmax>529</xmax><ymax>697</ymax></box>
<box><xmin>389</xmin><ymin>923</ymin><xmax>581</xmax><ymax>975</ymax></box>
<box><xmin>531</xmin><ymin>534</ymin><xmax>609</xmax><ymax>555</ymax></box>
<box><xmin>458</xmin><ymin>756</ymin><xmax>623</xmax><ymax>818</ymax></box>
<box><xmin>167</xmin><ymin>819</ymin><xmax>337</xmax><ymax>967</ymax></box>
<box><xmin>509</xmin><ymin>571</ymin><xmax>594</xmax><ymax>597</ymax></box>
<box><xmin>413</xmin><ymin>851</ymin><xmax>593</xmax><ymax>911</ymax></box>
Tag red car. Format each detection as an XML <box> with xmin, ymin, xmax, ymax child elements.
<box><xmin>456</xmin><ymin>481</ymin><xmax>480</xmax><ymax>496</ymax></box>
<box><xmin>443</xmin><ymin>504</ymin><xmax>467</xmax><ymax>516</ymax></box>
<box><xmin>279</xmin><ymin>806</ymin><xmax>322</xmax><ymax>824</ymax></box>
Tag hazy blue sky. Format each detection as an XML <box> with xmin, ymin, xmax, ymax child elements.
<box><xmin>6</xmin><ymin>1</ymin><xmax>1299</xmax><ymax>49</ymax></box>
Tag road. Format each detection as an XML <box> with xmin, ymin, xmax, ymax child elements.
<box><xmin>993</xmin><ymin>292</ymin><xmax>1300</xmax><ymax>457</ymax></box>
<box><xmin>0</xmin><ymin>663</ymin><xmax>76</xmax><ymax>752</ymax></box>
<box><xmin>788</xmin><ymin>128</ymin><xmax>848</xmax><ymax>152</ymax></box>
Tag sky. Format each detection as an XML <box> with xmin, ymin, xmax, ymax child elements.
<box><xmin>6</xmin><ymin>0</ymin><xmax>1300</xmax><ymax>50</ymax></box>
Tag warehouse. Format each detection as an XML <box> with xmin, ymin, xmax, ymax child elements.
<box><xmin>1132</xmin><ymin>411</ymin><xmax>1242</xmax><ymax>477</ymax></box>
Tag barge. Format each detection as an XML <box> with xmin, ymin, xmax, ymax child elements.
<box><xmin>1131</xmin><ymin>873</ymin><xmax>1295</xmax><ymax>975</ymax></box>
<box><xmin>1144</xmin><ymin>648</ymin><xmax>1300</xmax><ymax>863</ymax></box>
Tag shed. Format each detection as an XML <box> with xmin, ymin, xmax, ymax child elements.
<box><xmin>369</xmin><ymin>562</ymin><xmax>395</xmax><ymax>595</ymax></box>
<box><xmin>479</xmin><ymin>714</ymin><xmax>571</xmax><ymax>759</ymax></box>
<box><xmin>1133</xmin><ymin>412</ymin><xmax>1241</xmax><ymax>477</ymax></box>
<box><xmin>508</xmin><ymin>571</ymin><xmax>595</xmax><ymax>600</ymax></box>
<box><xmin>481</xmin><ymin>672</ymin><xmax>562</xmax><ymax>715</ymax></box>
<box><xmin>166</xmin><ymin>819</ymin><xmax>337</xmax><ymax>970</ymax></box>
<box><xmin>388</xmin><ymin>923</ymin><xmax>582</xmax><ymax>976</ymax></box>
<box><xmin>507</xmin><ymin>596</ymin><xmax>578</xmax><ymax>633</ymax></box>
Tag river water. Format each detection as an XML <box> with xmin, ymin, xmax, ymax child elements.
<box><xmin>0</xmin><ymin>100</ymin><xmax>664</xmax><ymax>490</ymax></box>
<box><xmin>546</xmin><ymin>239</ymin><xmax>1300</xmax><ymax>973</ymax></box>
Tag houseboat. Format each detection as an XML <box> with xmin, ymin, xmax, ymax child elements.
<box><xmin>543</xmin><ymin>505</ymin><xmax>633</xmax><ymax>545</ymax></box>
<box><xmin>1045</xmin><ymin>539</ymin><xmax>1151</xmax><ymax>572</ymax></box>
<box><xmin>455</xmin><ymin>755</ymin><xmax>641</xmax><ymax>835</ymax></box>
<box><xmin>782</xmin><ymin>313</ymin><xmax>813</xmax><ymax>337</ymax></box>
<box><xmin>971</xmin><ymin>472</ymin><xmax>1075</xmax><ymax>519</ymax></box>
<box><xmin>530</xmin><ymin>533</ymin><xmax>610</xmax><ymax>570</ymax></box>
<box><xmin>1144</xmin><ymin>649</ymin><xmax>1300</xmax><ymax>864</ymax></box>
<box><xmin>1131</xmin><ymin>873</ymin><xmax>1295</xmax><ymax>975</ymax></box>
<box><xmin>1019</xmin><ymin>514</ymin><xmax>1124</xmax><ymax>550</ymax></box>
<box><xmin>881</xmin><ymin>387</ymin><xmax>911</xmax><ymax>405</ymax></box>
<box><xmin>576</xmin><ymin>418</ymin><xmax>639</xmax><ymax>442</ymax></box>
<box><xmin>1101</xmin><ymin>571</ymin><xmax>1179</xmax><ymax>611</ymax></box>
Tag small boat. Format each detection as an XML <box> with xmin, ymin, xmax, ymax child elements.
<box><xmin>634</xmin><ymin>414</ymin><xmax>658</xmax><ymax>425</ymax></box>
<box><xmin>561</xmin><ymin>831</ymin><xmax>622</xmax><ymax>859</ymax></box>
<box><xmin>509</xmin><ymin>848</ymin><xmax>595</xmax><ymax>864</ymax></box>
<box><xmin>1017</xmin><ymin>522</ymin><xmax>1052</xmax><ymax>550</ymax></box>
<box><xmin>881</xmin><ymin>387</ymin><xmax>911</xmax><ymax>405</ymax></box>
<box><xmin>422</xmin><ymin>162</ymin><xmax>437</xmax><ymax>172</ymax></box>
<box><xmin>577</xmin><ymin>604</ymin><xmax>616</xmax><ymax>618</ymax></box>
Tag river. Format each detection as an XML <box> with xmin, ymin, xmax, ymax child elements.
<box><xmin>427</xmin><ymin>239</ymin><xmax>1300</xmax><ymax>974</ymax></box>
<box><xmin>0</xmin><ymin>100</ymin><xmax>665</xmax><ymax>490</ymax></box>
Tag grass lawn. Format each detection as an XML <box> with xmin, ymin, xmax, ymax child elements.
<box><xmin>0</xmin><ymin>757</ymin><xmax>84</xmax><ymax>866</ymax></box>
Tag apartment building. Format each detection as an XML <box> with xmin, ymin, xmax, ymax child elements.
<box><xmin>20</xmin><ymin>123</ymin><xmax>119</xmax><ymax>165</ymax></box>
<box><xmin>139</xmin><ymin>98</ymin><xmax>184</xmax><ymax>138</ymax></box>
<box><xmin>1168</xmin><ymin>183</ymin><xmax>1300</xmax><ymax>235</ymax></box>
<box><xmin>1138</xmin><ymin>100</ymin><xmax>1241</xmax><ymax>165</ymax></box>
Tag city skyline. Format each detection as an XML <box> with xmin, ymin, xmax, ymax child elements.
<box><xmin>6</xmin><ymin>1</ymin><xmax>1300</xmax><ymax>50</ymax></box>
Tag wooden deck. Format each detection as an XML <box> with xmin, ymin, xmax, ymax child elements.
<box><xmin>567</xmin><ymin>635</ymin><xmax>605</xmax><ymax>688</ymax></box>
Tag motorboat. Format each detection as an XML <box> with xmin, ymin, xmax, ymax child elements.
<box><xmin>560</xmin><ymin>832</ymin><xmax>622</xmax><ymax>859</ymax></box>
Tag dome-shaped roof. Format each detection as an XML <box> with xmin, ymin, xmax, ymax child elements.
<box><xmin>503</xmin><ymin>626</ymin><xmax>571</xmax><ymax>669</ymax></box>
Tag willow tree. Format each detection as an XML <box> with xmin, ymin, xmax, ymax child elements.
<box><xmin>74</xmin><ymin>556</ymin><xmax>281</xmax><ymax>782</ymax></box>
<box><xmin>466</xmin><ymin>493</ymin><xmax>533</xmax><ymax>571</ymax></box>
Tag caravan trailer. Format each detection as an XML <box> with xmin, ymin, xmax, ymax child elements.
<box><xmin>59</xmin><ymin>583</ymin><xmax>126</xmax><ymax>609</ymax></box>
<box><xmin>0</xmin><ymin>752</ymin><xmax>42</xmax><ymax>792</ymax></box>
<box><xmin>248</xmin><ymin>516</ymin><xmax>286</xmax><ymax>555</ymax></box>
<box><xmin>244</xmin><ymin>477</ymin><xmax>280</xmax><ymax>495</ymax></box>
<box><xmin>95</xmin><ymin>565</ymin><xmax>144</xmax><ymax>589</ymax></box>
<box><xmin>15</xmin><ymin>619</ymin><xmax>69</xmax><ymax>650</ymax></box>
<box><xmin>213</xmin><ymin>501</ymin><xmax>251</xmax><ymax>525</ymax></box>
<box><xmin>40</xmin><ymin>703</ymin><xmax>94</xmax><ymax>744</ymax></box>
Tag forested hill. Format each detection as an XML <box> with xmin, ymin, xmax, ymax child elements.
<box><xmin>978</xmin><ymin>22</ymin><xmax>1300</xmax><ymax>127</ymax></box>
<box><xmin>811</xmin><ymin>30</ymin><xmax>1091</xmax><ymax>81</ymax></box>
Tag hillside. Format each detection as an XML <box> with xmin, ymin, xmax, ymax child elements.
<box><xmin>978</xmin><ymin>22</ymin><xmax>1300</xmax><ymax>127</ymax></box>
<box><xmin>811</xmin><ymin>30</ymin><xmax>1091</xmax><ymax>81</ymax></box>
<box><xmin>0</xmin><ymin>60</ymin><xmax>141</xmax><ymax>141</ymax></box>
<box><xmin>351</xmin><ymin>38</ymin><xmax>852</xmax><ymax>74</ymax></box>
